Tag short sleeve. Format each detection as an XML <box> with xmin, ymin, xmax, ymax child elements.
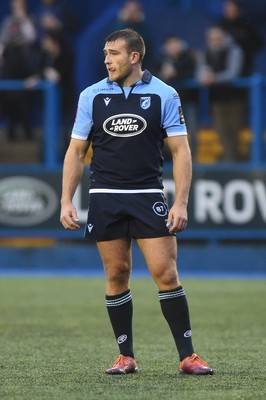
<box><xmin>163</xmin><ymin>89</ymin><xmax>187</xmax><ymax>137</ymax></box>
<box><xmin>71</xmin><ymin>90</ymin><xmax>93</xmax><ymax>140</ymax></box>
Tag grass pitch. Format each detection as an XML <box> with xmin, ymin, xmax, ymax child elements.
<box><xmin>0</xmin><ymin>278</ymin><xmax>265</xmax><ymax>400</ymax></box>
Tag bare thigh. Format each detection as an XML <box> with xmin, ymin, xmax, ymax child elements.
<box><xmin>137</xmin><ymin>236</ymin><xmax>181</xmax><ymax>291</ymax></box>
<box><xmin>97</xmin><ymin>237</ymin><xmax>132</xmax><ymax>295</ymax></box>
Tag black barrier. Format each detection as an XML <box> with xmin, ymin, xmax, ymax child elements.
<box><xmin>0</xmin><ymin>169</ymin><xmax>265</xmax><ymax>240</ymax></box>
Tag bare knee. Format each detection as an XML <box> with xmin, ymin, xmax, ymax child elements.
<box><xmin>152</xmin><ymin>263</ymin><xmax>180</xmax><ymax>291</ymax></box>
<box><xmin>104</xmin><ymin>260</ymin><xmax>131</xmax><ymax>294</ymax></box>
<box><xmin>97</xmin><ymin>238</ymin><xmax>132</xmax><ymax>295</ymax></box>
<box><xmin>137</xmin><ymin>236</ymin><xmax>180</xmax><ymax>290</ymax></box>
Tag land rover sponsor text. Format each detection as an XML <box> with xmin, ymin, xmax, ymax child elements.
<box><xmin>103</xmin><ymin>113</ymin><xmax>147</xmax><ymax>137</ymax></box>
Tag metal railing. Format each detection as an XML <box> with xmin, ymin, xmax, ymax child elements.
<box><xmin>0</xmin><ymin>75</ymin><xmax>265</xmax><ymax>169</ymax></box>
<box><xmin>175</xmin><ymin>73</ymin><xmax>266</xmax><ymax>167</ymax></box>
<box><xmin>0</xmin><ymin>79</ymin><xmax>60</xmax><ymax>169</ymax></box>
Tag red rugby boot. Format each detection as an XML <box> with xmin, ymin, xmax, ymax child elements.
<box><xmin>106</xmin><ymin>355</ymin><xmax>138</xmax><ymax>375</ymax></box>
<box><xmin>179</xmin><ymin>353</ymin><xmax>213</xmax><ymax>375</ymax></box>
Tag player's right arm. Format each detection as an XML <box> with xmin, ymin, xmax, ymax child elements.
<box><xmin>60</xmin><ymin>138</ymin><xmax>91</xmax><ymax>230</ymax></box>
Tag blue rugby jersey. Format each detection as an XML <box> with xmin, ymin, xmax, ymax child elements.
<box><xmin>72</xmin><ymin>70</ymin><xmax>187</xmax><ymax>189</ymax></box>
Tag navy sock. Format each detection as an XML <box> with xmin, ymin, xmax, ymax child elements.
<box><xmin>159</xmin><ymin>286</ymin><xmax>194</xmax><ymax>361</ymax></box>
<box><xmin>106</xmin><ymin>289</ymin><xmax>134</xmax><ymax>358</ymax></box>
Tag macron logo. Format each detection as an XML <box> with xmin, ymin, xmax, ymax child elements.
<box><xmin>87</xmin><ymin>223</ymin><xmax>94</xmax><ymax>233</ymax></box>
<box><xmin>104</xmin><ymin>97</ymin><xmax>111</xmax><ymax>106</ymax></box>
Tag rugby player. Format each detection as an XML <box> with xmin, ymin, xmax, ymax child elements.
<box><xmin>60</xmin><ymin>28</ymin><xmax>213</xmax><ymax>375</ymax></box>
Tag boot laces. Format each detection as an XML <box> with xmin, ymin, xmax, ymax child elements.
<box><xmin>190</xmin><ymin>354</ymin><xmax>208</xmax><ymax>366</ymax></box>
<box><xmin>112</xmin><ymin>355</ymin><xmax>126</xmax><ymax>367</ymax></box>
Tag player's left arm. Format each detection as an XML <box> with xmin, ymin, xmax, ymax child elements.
<box><xmin>165</xmin><ymin>135</ymin><xmax>192</xmax><ymax>233</ymax></box>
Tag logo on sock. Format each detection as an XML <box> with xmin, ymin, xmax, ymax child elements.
<box><xmin>184</xmin><ymin>330</ymin><xmax>192</xmax><ymax>338</ymax></box>
<box><xmin>117</xmin><ymin>334</ymin><xmax>127</xmax><ymax>344</ymax></box>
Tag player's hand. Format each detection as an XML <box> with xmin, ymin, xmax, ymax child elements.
<box><xmin>60</xmin><ymin>203</ymin><xmax>80</xmax><ymax>230</ymax></box>
<box><xmin>166</xmin><ymin>203</ymin><xmax>188</xmax><ymax>234</ymax></box>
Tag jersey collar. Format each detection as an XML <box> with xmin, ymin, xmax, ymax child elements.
<box><xmin>141</xmin><ymin>69</ymin><xmax>152</xmax><ymax>84</ymax></box>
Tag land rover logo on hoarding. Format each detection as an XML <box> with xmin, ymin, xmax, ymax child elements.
<box><xmin>0</xmin><ymin>176</ymin><xmax>58</xmax><ymax>226</ymax></box>
<box><xmin>103</xmin><ymin>113</ymin><xmax>147</xmax><ymax>137</ymax></box>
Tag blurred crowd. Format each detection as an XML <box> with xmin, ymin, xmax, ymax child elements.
<box><xmin>0</xmin><ymin>0</ymin><xmax>264</xmax><ymax>162</ymax></box>
<box><xmin>0</xmin><ymin>0</ymin><xmax>80</xmax><ymax>149</ymax></box>
<box><xmin>150</xmin><ymin>0</ymin><xmax>263</xmax><ymax>161</ymax></box>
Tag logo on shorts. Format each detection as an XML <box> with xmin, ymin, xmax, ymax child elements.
<box><xmin>117</xmin><ymin>334</ymin><xmax>127</xmax><ymax>344</ymax></box>
<box><xmin>87</xmin><ymin>223</ymin><xmax>94</xmax><ymax>233</ymax></box>
<box><xmin>152</xmin><ymin>202</ymin><xmax>168</xmax><ymax>217</ymax></box>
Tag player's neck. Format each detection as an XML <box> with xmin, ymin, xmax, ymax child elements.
<box><xmin>120</xmin><ymin>69</ymin><xmax>143</xmax><ymax>88</ymax></box>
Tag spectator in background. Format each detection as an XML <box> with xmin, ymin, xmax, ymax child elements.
<box><xmin>114</xmin><ymin>0</ymin><xmax>153</xmax><ymax>68</ymax></box>
<box><xmin>197</xmin><ymin>26</ymin><xmax>245</xmax><ymax>162</ymax></box>
<box><xmin>41</xmin><ymin>29</ymin><xmax>76</xmax><ymax>154</ymax></box>
<box><xmin>27</xmin><ymin>29</ymin><xmax>76</xmax><ymax>156</ymax></box>
<box><xmin>153</xmin><ymin>36</ymin><xmax>196</xmax><ymax>83</ymax></box>
<box><xmin>35</xmin><ymin>0</ymin><xmax>81</xmax><ymax>45</ymax></box>
<box><xmin>0</xmin><ymin>0</ymin><xmax>40</xmax><ymax>141</ymax></box>
<box><xmin>152</xmin><ymin>35</ymin><xmax>198</xmax><ymax>159</ymax></box>
<box><xmin>218</xmin><ymin>0</ymin><xmax>263</xmax><ymax>75</ymax></box>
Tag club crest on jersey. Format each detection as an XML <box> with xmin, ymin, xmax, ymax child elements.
<box><xmin>140</xmin><ymin>96</ymin><xmax>151</xmax><ymax>109</ymax></box>
<box><xmin>103</xmin><ymin>113</ymin><xmax>147</xmax><ymax>137</ymax></box>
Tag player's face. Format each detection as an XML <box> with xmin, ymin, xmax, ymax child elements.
<box><xmin>103</xmin><ymin>39</ymin><xmax>136</xmax><ymax>86</ymax></box>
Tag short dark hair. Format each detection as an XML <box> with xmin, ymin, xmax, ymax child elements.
<box><xmin>105</xmin><ymin>28</ymin><xmax>146</xmax><ymax>62</ymax></box>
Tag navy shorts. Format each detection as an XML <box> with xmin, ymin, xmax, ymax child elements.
<box><xmin>84</xmin><ymin>189</ymin><xmax>174</xmax><ymax>241</ymax></box>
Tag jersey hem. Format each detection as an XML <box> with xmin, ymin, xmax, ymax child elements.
<box><xmin>89</xmin><ymin>188</ymin><xmax>164</xmax><ymax>194</ymax></box>
<box><xmin>166</xmin><ymin>131</ymin><xmax>187</xmax><ymax>137</ymax></box>
<box><xmin>71</xmin><ymin>132</ymin><xmax>88</xmax><ymax>140</ymax></box>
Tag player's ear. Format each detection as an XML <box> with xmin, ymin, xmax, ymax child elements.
<box><xmin>131</xmin><ymin>51</ymin><xmax>141</xmax><ymax>64</ymax></box>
